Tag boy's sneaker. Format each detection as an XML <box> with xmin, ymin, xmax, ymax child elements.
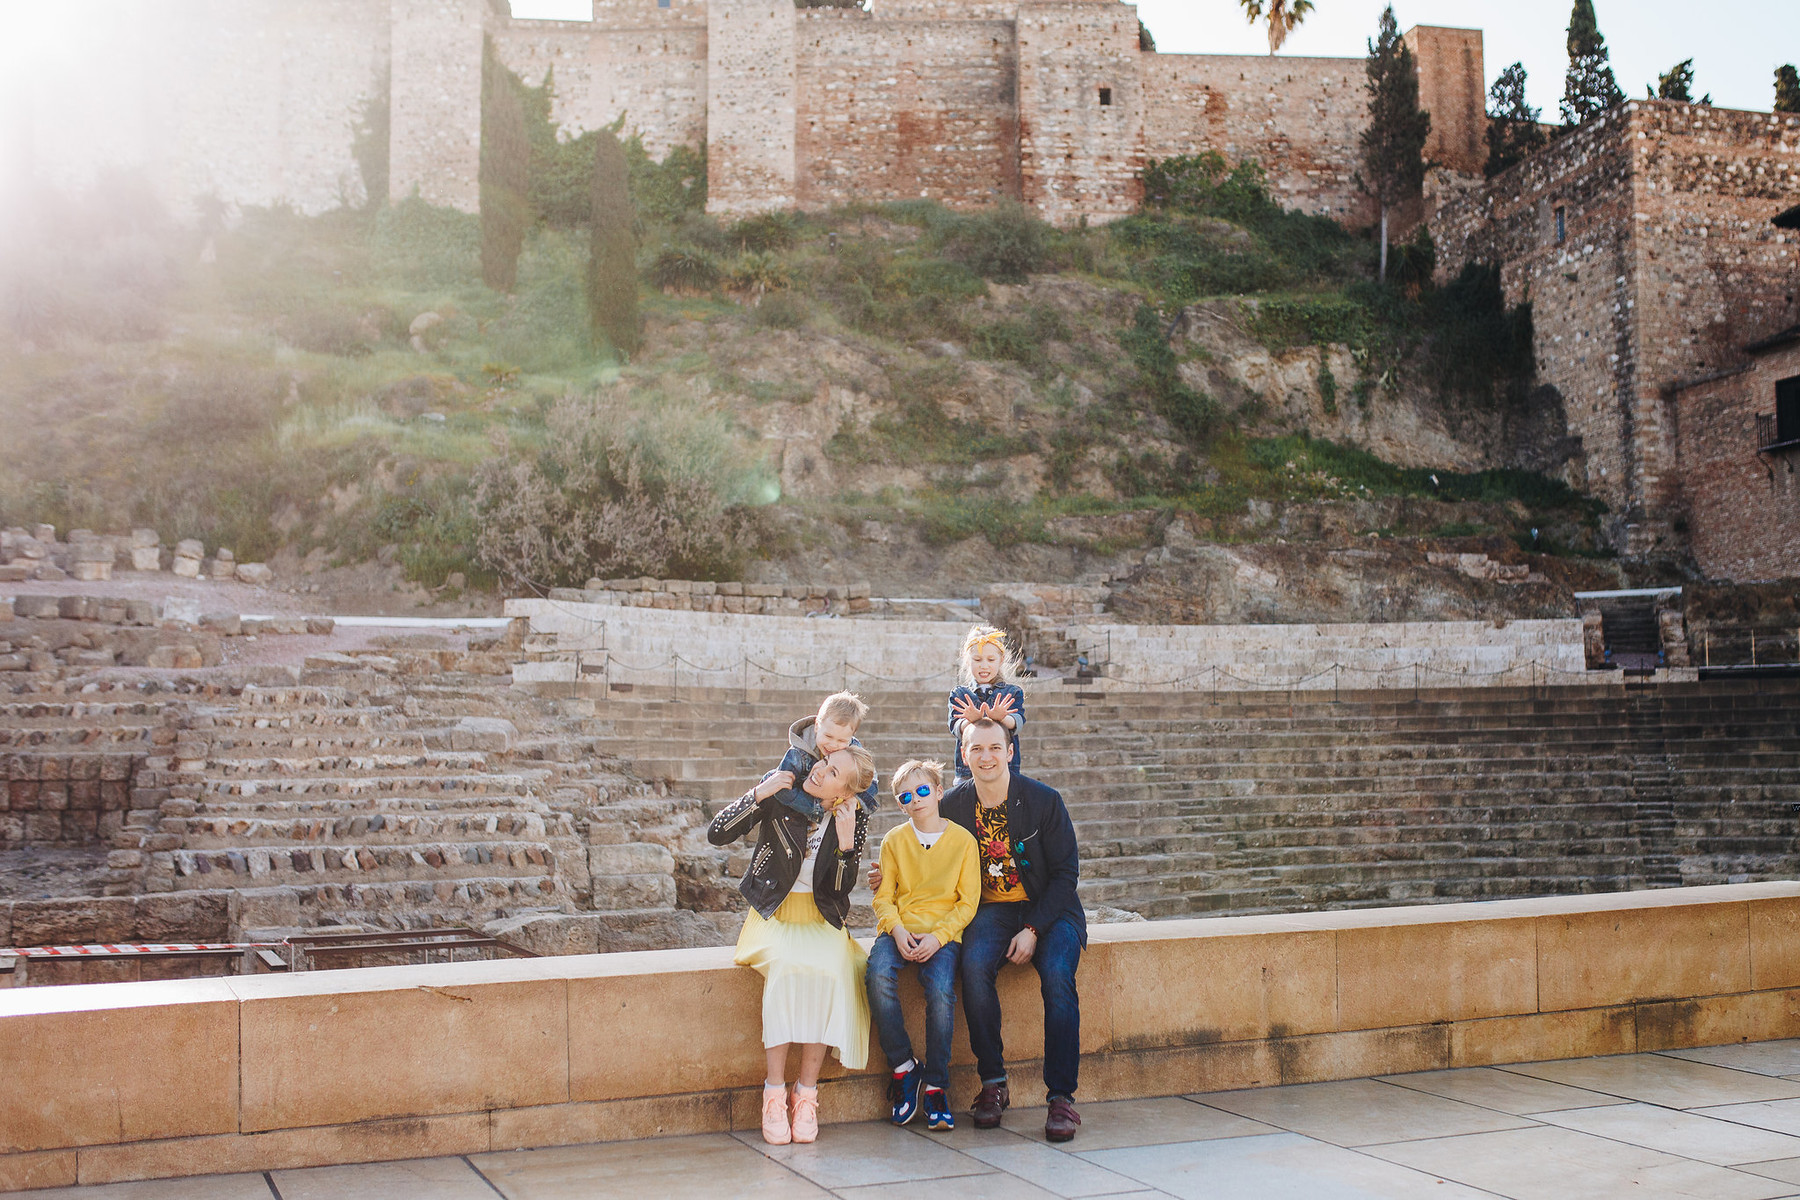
<box><xmin>925</xmin><ymin>1087</ymin><xmax>955</xmax><ymax>1132</ymax></box>
<box><xmin>889</xmin><ymin>1063</ymin><xmax>924</xmax><ymax>1125</ymax></box>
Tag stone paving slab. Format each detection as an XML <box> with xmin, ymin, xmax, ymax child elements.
<box><xmin>21</xmin><ymin>1048</ymin><xmax>1800</xmax><ymax>1199</ymax></box>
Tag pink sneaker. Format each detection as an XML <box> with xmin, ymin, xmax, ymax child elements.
<box><xmin>790</xmin><ymin>1083</ymin><xmax>820</xmax><ymax>1143</ymax></box>
<box><xmin>761</xmin><ymin>1084</ymin><xmax>792</xmax><ymax>1145</ymax></box>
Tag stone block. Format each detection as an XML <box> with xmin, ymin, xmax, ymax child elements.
<box><xmin>746</xmin><ymin>584</ymin><xmax>783</xmax><ymax>598</ymax></box>
<box><xmin>588</xmin><ymin>873</ymin><xmax>677</xmax><ymax>910</ymax></box>
<box><xmin>126</xmin><ymin>601</ymin><xmax>157</xmax><ymax>626</ymax></box>
<box><xmin>129</xmin><ymin>546</ymin><xmax>163</xmax><ymax>571</ymax></box>
<box><xmin>174</xmin><ymin>539</ymin><xmax>204</xmax><ymax>561</ymax></box>
<box><xmin>57</xmin><ymin>596</ymin><xmax>90</xmax><ymax>621</ymax></box>
<box><xmin>1537</xmin><ymin>902</ymin><xmax>1751</xmax><ymax>1010</ymax></box>
<box><xmin>236</xmin><ymin>563</ymin><xmax>274</xmax><ymax>585</ymax></box>
<box><xmin>1337</xmin><ymin>916</ymin><xmax>1538</xmax><ymax>1027</ymax></box>
<box><xmin>0</xmin><ymin>1149</ymin><xmax>78</xmax><ymax>1191</ymax></box>
<box><xmin>171</xmin><ymin>556</ymin><xmax>202</xmax><ymax>579</ymax></box>
<box><xmin>567</xmin><ymin>958</ymin><xmax>765</xmax><ymax>1101</ymax></box>
<box><xmin>129</xmin><ymin>528</ymin><xmax>159</xmax><ymax>549</ymax></box>
<box><xmin>238</xmin><ymin>970</ymin><xmax>568</xmax><ymax>1130</ymax></box>
<box><xmin>1448</xmin><ymin>1005</ymin><xmax>1637</xmax><ymax>1067</ymax></box>
<box><xmin>33</xmin><ymin>564</ymin><xmax>66</xmax><ymax>582</ymax></box>
<box><xmin>1105</xmin><ymin>927</ymin><xmax>1335</xmax><ymax>1046</ymax></box>
<box><xmin>0</xmin><ymin>564</ymin><xmax>26</xmax><ymax>582</ymax></box>
<box><xmin>200</xmin><ymin>613</ymin><xmax>241</xmax><ymax>637</ymax></box>
<box><xmin>69</xmin><ymin>561</ymin><xmax>112</xmax><ymax>582</ymax></box>
<box><xmin>0</xmin><ymin>980</ymin><xmax>240</xmax><ymax>1152</ymax></box>
<box><xmin>11</xmin><ymin>896</ymin><xmax>135</xmax><ymax>944</ymax></box>
<box><xmin>13</xmin><ymin>595</ymin><xmax>58</xmax><ymax>619</ymax></box>
<box><xmin>134</xmin><ymin>892</ymin><xmax>233</xmax><ymax>942</ymax></box>
<box><xmin>1750</xmin><ymin>896</ymin><xmax>1800</xmax><ymax>990</ymax></box>
<box><xmin>75</xmin><ymin>1113</ymin><xmax>491</xmax><ymax>1186</ymax></box>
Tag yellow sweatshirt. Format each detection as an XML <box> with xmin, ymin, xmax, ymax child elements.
<box><xmin>872</xmin><ymin>820</ymin><xmax>981</xmax><ymax>944</ymax></box>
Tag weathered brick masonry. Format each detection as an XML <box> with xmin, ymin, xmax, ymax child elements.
<box><xmin>1674</xmin><ymin>335</ymin><xmax>1800</xmax><ymax>581</ymax></box>
<box><xmin>18</xmin><ymin>1</ymin><xmax>1485</xmax><ymax>227</ymax></box>
<box><xmin>1434</xmin><ymin>102</ymin><xmax>1800</xmax><ymax>552</ymax></box>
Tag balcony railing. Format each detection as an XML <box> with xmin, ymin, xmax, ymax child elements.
<box><xmin>1761</xmin><ymin>412</ymin><xmax>1800</xmax><ymax>453</ymax></box>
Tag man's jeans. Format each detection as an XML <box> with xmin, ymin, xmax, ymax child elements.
<box><xmin>958</xmin><ymin>900</ymin><xmax>1082</xmax><ymax>1099</ymax></box>
<box><xmin>866</xmin><ymin>932</ymin><xmax>961</xmax><ymax>1090</ymax></box>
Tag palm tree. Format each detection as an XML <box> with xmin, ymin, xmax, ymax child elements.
<box><xmin>1239</xmin><ymin>0</ymin><xmax>1315</xmax><ymax>55</ymax></box>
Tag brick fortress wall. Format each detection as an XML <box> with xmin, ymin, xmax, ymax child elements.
<box><xmin>10</xmin><ymin>2</ymin><xmax>1487</xmax><ymax>228</ymax></box>
<box><xmin>1675</xmin><ymin>339</ymin><xmax>1800</xmax><ymax>581</ymax></box>
<box><xmin>1434</xmin><ymin>102</ymin><xmax>1800</xmax><ymax>547</ymax></box>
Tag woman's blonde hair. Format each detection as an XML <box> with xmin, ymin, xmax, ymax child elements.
<box><xmin>957</xmin><ymin>624</ymin><xmax>1023</xmax><ymax>688</ymax></box>
<box><xmin>843</xmin><ymin>743</ymin><xmax>877</xmax><ymax>795</ymax></box>
<box><xmin>891</xmin><ymin>759</ymin><xmax>945</xmax><ymax>800</ymax></box>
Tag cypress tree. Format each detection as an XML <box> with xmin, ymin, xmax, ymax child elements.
<box><xmin>587</xmin><ymin>129</ymin><xmax>639</xmax><ymax>358</ymax></box>
<box><xmin>1357</xmin><ymin>6</ymin><xmax>1431</xmax><ymax>283</ymax></box>
<box><xmin>1776</xmin><ymin>66</ymin><xmax>1800</xmax><ymax>114</ymax></box>
<box><xmin>1651</xmin><ymin>59</ymin><xmax>1708</xmax><ymax>105</ymax></box>
<box><xmin>1560</xmin><ymin>0</ymin><xmax>1624</xmax><ymax>127</ymax></box>
<box><xmin>1484</xmin><ymin>62</ymin><xmax>1547</xmax><ymax>178</ymax></box>
<box><xmin>479</xmin><ymin>38</ymin><xmax>531</xmax><ymax>292</ymax></box>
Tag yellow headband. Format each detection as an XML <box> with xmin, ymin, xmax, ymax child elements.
<box><xmin>968</xmin><ymin>631</ymin><xmax>1007</xmax><ymax>653</ymax></box>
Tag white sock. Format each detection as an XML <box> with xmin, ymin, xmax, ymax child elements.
<box><xmin>892</xmin><ymin>1058</ymin><xmax>916</xmax><ymax>1077</ymax></box>
<box><xmin>764</xmin><ymin>1080</ymin><xmax>785</xmax><ymax>1091</ymax></box>
<box><xmin>795</xmin><ymin>1082</ymin><xmax>818</xmax><ymax>1096</ymax></box>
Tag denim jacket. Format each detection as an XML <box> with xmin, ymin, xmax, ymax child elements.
<box><xmin>948</xmin><ymin>682</ymin><xmax>1026</xmax><ymax>778</ymax></box>
<box><xmin>777</xmin><ymin>715</ymin><xmax>880</xmax><ymax>821</ymax></box>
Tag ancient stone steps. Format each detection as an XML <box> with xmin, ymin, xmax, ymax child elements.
<box><xmin>171</xmin><ymin>809</ymin><xmax>566</xmax><ymax>849</ymax></box>
<box><xmin>169</xmin><ymin>839</ymin><xmax>565</xmax><ymax>888</ymax></box>
<box><xmin>168</xmin><ymin>770</ymin><xmax>552</xmax><ymax>799</ymax></box>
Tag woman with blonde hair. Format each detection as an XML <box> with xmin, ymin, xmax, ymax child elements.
<box><xmin>708</xmin><ymin>743</ymin><xmax>876</xmax><ymax>1144</ymax></box>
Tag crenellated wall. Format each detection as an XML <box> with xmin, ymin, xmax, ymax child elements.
<box><xmin>5</xmin><ymin>2</ymin><xmax>1489</xmax><ymax>229</ymax></box>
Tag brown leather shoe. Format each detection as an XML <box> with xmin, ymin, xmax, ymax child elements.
<box><xmin>1045</xmin><ymin>1095</ymin><xmax>1081</xmax><ymax>1143</ymax></box>
<box><xmin>970</xmin><ymin>1082</ymin><xmax>1010</xmax><ymax>1129</ymax></box>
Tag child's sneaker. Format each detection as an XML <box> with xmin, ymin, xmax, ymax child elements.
<box><xmin>925</xmin><ymin>1086</ymin><xmax>955</xmax><ymax>1132</ymax></box>
<box><xmin>889</xmin><ymin>1063</ymin><xmax>924</xmax><ymax>1125</ymax></box>
<box><xmin>761</xmin><ymin>1083</ymin><xmax>791</xmax><ymax>1145</ymax></box>
<box><xmin>790</xmin><ymin>1083</ymin><xmax>820</xmax><ymax>1144</ymax></box>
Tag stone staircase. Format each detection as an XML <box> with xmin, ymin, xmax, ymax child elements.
<box><xmin>574</xmin><ymin>678</ymin><xmax>1800</xmax><ymax>919</ymax></box>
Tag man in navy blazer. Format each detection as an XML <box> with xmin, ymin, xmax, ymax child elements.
<box><xmin>938</xmin><ymin>718</ymin><xmax>1086</xmax><ymax>1142</ymax></box>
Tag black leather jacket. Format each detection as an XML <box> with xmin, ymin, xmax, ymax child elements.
<box><xmin>707</xmin><ymin>774</ymin><xmax>869</xmax><ymax>928</ymax></box>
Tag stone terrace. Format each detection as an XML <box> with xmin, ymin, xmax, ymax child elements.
<box><xmin>20</xmin><ymin>1045</ymin><xmax>1800</xmax><ymax>1198</ymax></box>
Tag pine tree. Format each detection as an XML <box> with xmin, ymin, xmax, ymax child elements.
<box><xmin>1776</xmin><ymin>65</ymin><xmax>1800</xmax><ymax>114</ymax></box>
<box><xmin>479</xmin><ymin>38</ymin><xmax>531</xmax><ymax>292</ymax></box>
<box><xmin>1485</xmin><ymin>62</ymin><xmax>1547</xmax><ymax>178</ymax></box>
<box><xmin>1651</xmin><ymin>59</ymin><xmax>1708</xmax><ymax>105</ymax></box>
<box><xmin>587</xmin><ymin>129</ymin><xmax>639</xmax><ymax>358</ymax></box>
<box><xmin>1357</xmin><ymin>6</ymin><xmax>1431</xmax><ymax>283</ymax></box>
<box><xmin>1561</xmin><ymin>0</ymin><xmax>1624</xmax><ymax>127</ymax></box>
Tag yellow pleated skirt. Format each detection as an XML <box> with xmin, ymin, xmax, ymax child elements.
<box><xmin>734</xmin><ymin>891</ymin><xmax>869</xmax><ymax>1069</ymax></box>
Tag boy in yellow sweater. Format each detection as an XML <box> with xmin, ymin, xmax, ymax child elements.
<box><xmin>866</xmin><ymin>759</ymin><xmax>981</xmax><ymax>1132</ymax></box>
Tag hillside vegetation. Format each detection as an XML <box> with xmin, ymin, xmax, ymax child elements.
<box><xmin>0</xmin><ymin>120</ymin><xmax>1601</xmax><ymax>603</ymax></box>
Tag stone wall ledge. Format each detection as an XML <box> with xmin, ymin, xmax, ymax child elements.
<box><xmin>5</xmin><ymin>881</ymin><xmax>1796</xmax><ymax>1191</ymax></box>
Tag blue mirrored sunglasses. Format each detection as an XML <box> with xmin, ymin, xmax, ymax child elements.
<box><xmin>895</xmin><ymin>784</ymin><xmax>933</xmax><ymax>806</ymax></box>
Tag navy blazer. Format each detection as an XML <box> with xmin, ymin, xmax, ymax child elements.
<box><xmin>940</xmin><ymin>771</ymin><xmax>1086</xmax><ymax>946</ymax></box>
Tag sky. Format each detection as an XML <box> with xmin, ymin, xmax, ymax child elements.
<box><xmin>512</xmin><ymin>0</ymin><xmax>1800</xmax><ymax>117</ymax></box>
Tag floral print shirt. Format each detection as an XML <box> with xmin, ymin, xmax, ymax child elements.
<box><xmin>975</xmin><ymin>801</ymin><xmax>1028</xmax><ymax>904</ymax></box>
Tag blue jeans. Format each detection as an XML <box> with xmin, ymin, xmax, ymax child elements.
<box><xmin>866</xmin><ymin>932</ymin><xmax>961</xmax><ymax>1090</ymax></box>
<box><xmin>958</xmin><ymin>901</ymin><xmax>1082</xmax><ymax>1099</ymax></box>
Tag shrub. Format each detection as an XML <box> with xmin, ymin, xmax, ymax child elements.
<box><xmin>472</xmin><ymin>389</ymin><xmax>773</xmax><ymax>587</ymax></box>
<box><xmin>1121</xmin><ymin>303</ymin><xmax>1218</xmax><ymax>445</ymax></box>
<box><xmin>729</xmin><ymin>212</ymin><xmax>800</xmax><ymax>253</ymax></box>
<box><xmin>370</xmin><ymin>199</ymin><xmax>481</xmax><ymax>289</ymax></box>
<box><xmin>937</xmin><ymin>202</ymin><xmax>1047</xmax><ymax>283</ymax></box>
<box><xmin>645</xmin><ymin>245</ymin><xmax>721</xmax><ymax>292</ymax></box>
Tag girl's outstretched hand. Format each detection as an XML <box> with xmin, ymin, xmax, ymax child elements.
<box><xmin>952</xmin><ymin>695</ymin><xmax>984</xmax><ymax>724</ymax></box>
<box><xmin>988</xmin><ymin>693</ymin><xmax>1017</xmax><ymax>719</ymax></box>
